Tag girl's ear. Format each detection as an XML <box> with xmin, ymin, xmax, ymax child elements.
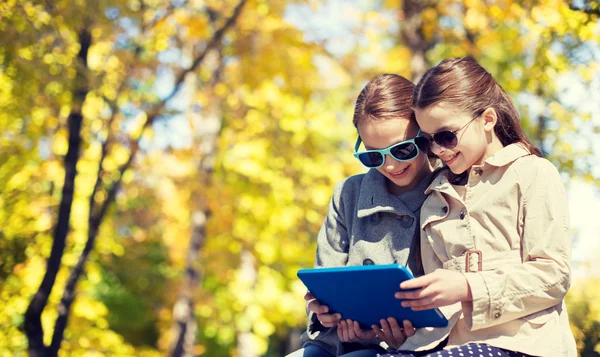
<box><xmin>481</xmin><ymin>107</ymin><xmax>497</xmax><ymax>132</ymax></box>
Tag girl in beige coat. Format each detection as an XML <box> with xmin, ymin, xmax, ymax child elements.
<box><xmin>381</xmin><ymin>57</ymin><xmax>577</xmax><ymax>357</ymax></box>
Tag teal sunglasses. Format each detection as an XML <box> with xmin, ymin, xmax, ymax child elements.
<box><xmin>353</xmin><ymin>130</ymin><xmax>430</xmax><ymax>169</ymax></box>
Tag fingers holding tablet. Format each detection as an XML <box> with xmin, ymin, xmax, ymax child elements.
<box><xmin>305</xmin><ymin>291</ymin><xmax>342</xmax><ymax>327</ymax></box>
<box><xmin>318</xmin><ymin>310</ymin><xmax>342</xmax><ymax>327</ymax></box>
<box><xmin>337</xmin><ymin>320</ymin><xmax>353</xmax><ymax>342</ymax></box>
<box><xmin>303</xmin><ymin>291</ymin><xmax>315</xmax><ymax>302</ymax></box>
<box><xmin>337</xmin><ymin>319</ymin><xmax>377</xmax><ymax>343</ymax></box>
<box><xmin>372</xmin><ymin>318</ymin><xmax>415</xmax><ymax>350</ymax></box>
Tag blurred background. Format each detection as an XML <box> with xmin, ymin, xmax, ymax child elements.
<box><xmin>1</xmin><ymin>0</ymin><xmax>599</xmax><ymax>356</ymax></box>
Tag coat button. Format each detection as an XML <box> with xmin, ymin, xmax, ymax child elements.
<box><xmin>363</xmin><ymin>259</ymin><xmax>374</xmax><ymax>265</ymax></box>
<box><xmin>398</xmin><ymin>215</ymin><xmax>414</xmax><ymax>228</ymax></box>
<box><xmin>369</xmin><ymin>213</ymin><xmax>381</xmax><ymax>225</ymax></box>
<box><xmin>459</xmin><ymin>209</ymin><xmax>466</xmax><ymax>220</ymax></box>
<box><xmin>473</xmin><ymin>168</ymin><xmax>483</xmax><ymax>176</ymax></box>
<box><xmin>494</xmin><ymin>312</ymin><xmax>501</xmax><ymax>319</ymax></box>
<box><xmin>441</xmin><ymin>206</ymin><xmax>448</xmax><ymax>214</ymax></box>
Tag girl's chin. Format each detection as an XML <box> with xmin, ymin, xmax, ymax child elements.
<box><xmin>448</xmin><ymin>166</ymin><xmax>464</xmax><ymax>174</ymax></box>
<box><xmin>390</xmin><ymin>174</ymin><xmax>419</xmax><ymax>190</ymax></box>
<box><xmin>445</xmin><ymin>156</ymin><xmax>464</xmax><ymax>174</ymax></box>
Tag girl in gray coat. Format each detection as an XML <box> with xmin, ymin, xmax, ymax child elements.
<box><xmin>287</xmin><ymin>73</ymin><xmax>437</xmax><ymax>357</ymax></box>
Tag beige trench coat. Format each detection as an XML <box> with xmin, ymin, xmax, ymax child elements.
<box><xmin>400</xmin><ymin>144</ymin><xmax>577</xmax><ymax>357</ymax></box>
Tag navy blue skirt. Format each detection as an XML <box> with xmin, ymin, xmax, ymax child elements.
<box><xmin>380</xmin><ymin>343</ymin><xmax>533</xmax><ymax>357</ymax></box>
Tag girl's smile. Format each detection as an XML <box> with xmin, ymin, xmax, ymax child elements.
<box><xmin>388</xmin><ymin>164</ymin><xmax>410</xmax><ymax>179</ymax></box>
<box><xmin>441</xmin><ymin>152</ymin><xmax>458</xmax><ymax>166</ymax></box>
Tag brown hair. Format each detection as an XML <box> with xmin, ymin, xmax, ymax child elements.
<box><xmin>353</xmin><ymin>74</ymin><xmax>416</xmax><ymax>127</ymax></box>
<box><xmin>413</xmin><ymin>57</ymin><xmax>541</xmax><ymax>157</ymax></box>
<box><xmin>352</xmin><ymin>73</ymin><xmax>426</xmax><ymax>273</ymax></box>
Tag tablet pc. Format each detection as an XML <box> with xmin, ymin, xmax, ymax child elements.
<box><xmin>297</xmin><ymin>264</ymin><xmax>448</xmax><ymax>329</ymax></box>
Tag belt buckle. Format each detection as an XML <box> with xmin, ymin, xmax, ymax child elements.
<box><xmin>465</xmin><ymin>250</ymin><xmax>482</xmax><ymax>272</ymax></box>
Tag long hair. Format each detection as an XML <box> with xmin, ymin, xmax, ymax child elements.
<box><xmin>413</xmin><ymin>57</ymin><xmax>541</xmax><ymax>157</ymax></box>
<box><xmin>353</xmin><ymin>74</ymin><xmax>416</xmax><ymax>127</ymax></box>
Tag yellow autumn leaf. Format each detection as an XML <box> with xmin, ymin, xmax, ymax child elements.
<box><xmin>34</xmin><ymin>212</ymin><xmax>52</xmax><ymax>232</ymax></box>
<box><xmin>464</xmin><ymin>8</ymin><xmax>488</xmax><ymax>31</ymax></box>
<box><xmin>72</xmin><ymin>297</ymin><xmax>108</xmax><ymax>321</ymax></box>
<box><xmin>52</xmin><ymin>130</ymin><xmax>69</xmax><ymax>156</ymax></box>
<box><xmin>254</xmin><ymin>316</ymin><xmax>275</xmax><ymax>337</ymax></box>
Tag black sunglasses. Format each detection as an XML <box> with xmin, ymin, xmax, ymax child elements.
<box><xmin>420</xmin><ymin>115</ymin><xmax>481</xmax><ymax>150</ymax></box>
<box><xmin>353</xmin><ymin>130</ymin><xmax>430</xmax><ymax>169</ymax></box>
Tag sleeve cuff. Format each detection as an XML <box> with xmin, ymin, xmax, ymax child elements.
<box><xmin>463</xmin><ymin>272</ymin><xmax>490</xmax><ymax>329</ymax></box>
<box><xmin>306</xmin><ymin>311</ymin><xmax>328</xmax><ymax>338</ymax></box>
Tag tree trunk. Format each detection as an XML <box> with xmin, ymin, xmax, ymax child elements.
<box><xmin>169</xmin><ymin>2</ymin><xmax>249</xmax><ymax>352</ymax></box>
<box><xmin>400</xmin><ymin>0</ymin><xmax>433</xmax><ymax>81</ymax></box>
<box><xmin>169</xmin><ymin>296</ymin><xmax>197</xmax><ymax>357</ymax></box>
<box><xmin>170</xmin><ymin>60</ymin><xmax>221</xmax><ymax>355</ymax></box>
<box><xmin>284</xmin><ymin>327</ymin><xmax>304</xmax><ymax>355</ymax></box>
<box><xmin>236</xmin><ymin>250</ymin><xmax>258</xmax><ymax>357</ymax></box>
<box><xmin>536</xmin><ymin>113</ymin><xmax>548</xmax><ymax>157</ymax></box>
<box><xmin>24</xmin><ymin>27</ymin><xmax>91</xmax><ymax>357</ymax></box>
<box><xmin>169</xmin><ymin>210</ymin><xmax>209</xmax><ymax>357</ymax></box>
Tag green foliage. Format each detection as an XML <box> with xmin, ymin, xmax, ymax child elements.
<box><xmin>93</xmin><ymin>238</ymin><xmax>172</xmax><ymax>347</ymax></box>
<box><xmin>566</xmin><ymin>274</ymin><xmax>600</xmax><ymax>356</ymax></box>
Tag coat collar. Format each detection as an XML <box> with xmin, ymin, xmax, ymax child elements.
<box><xmin>357</xmin><ymin>169</ymin><xmax>432</xmax><ymax>218</ymax></box>
<box><xmin>483</xmin><ymin>143</ymin><xmax>531</xmax><ymax>167</ymax></box>
<box><xmin>425</xmin><ymin>143</ymin><xmax>532</xmax><ymax>194</ymax></box>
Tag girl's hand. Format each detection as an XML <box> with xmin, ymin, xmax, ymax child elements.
<box><xmin>304</xmin><ymin>292</ymin><xmax>342</xmax><ymax>328</ymax></box>
<box><xmin>372</xmin><ymin>318</ymin><xmax>415</xmax><ymax>350</ymax></box>
<box><xmin>394</xmin><ymin>269</ymin><xmax>472</xmax><ymax>310</ymax></box>
<box><xmin>337</xmin><ymin>319</ymin><xmax>377</xmax><ymax>343</ymax></box>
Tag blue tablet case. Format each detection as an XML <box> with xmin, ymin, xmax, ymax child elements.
<box><xmin>297</xmin><ymin>264</ymin><xmax>448</xmax><ymax>329</ymax></box>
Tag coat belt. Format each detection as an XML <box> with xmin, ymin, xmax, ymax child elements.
<box><xmin>442</xmin><ymin>250</ymin><xmax>522</xmax><ymax>272</ymax></box>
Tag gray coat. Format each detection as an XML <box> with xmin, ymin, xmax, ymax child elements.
<box><xmin>300</xmin><ymin>168</ymin><xmax>433</xmax><ymax>356</ymax></box>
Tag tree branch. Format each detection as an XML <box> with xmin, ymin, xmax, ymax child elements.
<box><xmin>143</xmin><ymin>0</ymin><xmax>189</xmax><ymax>32</ymax></box>
<box><xmin>91</xmin><ymin>32</ymin><xmax>147</xmax><ymax>219</ymax></box>
<box><xmin>569</xmin><ymin>2</ymin><xmax>600</xmax><ymax>16</ymax></box>
<box><xmin>158</xmin><ymin>0</ymin><xmax>248</xmax><ymax>108</ymax></box>
<box><xmin>25</xmin><ymin>27</ymin><xmax>92</xmax><ymax>357</ymax></box>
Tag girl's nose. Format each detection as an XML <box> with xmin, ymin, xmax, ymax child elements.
<box><xmin>430</xmin><ymin>141</ymin><xmax>445</xmax><ymax>156</ymax></box>
<box><xmin>383</xmin><ymin>154</ymin><xmax>398</xmax><ymax>171</ymax></box>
